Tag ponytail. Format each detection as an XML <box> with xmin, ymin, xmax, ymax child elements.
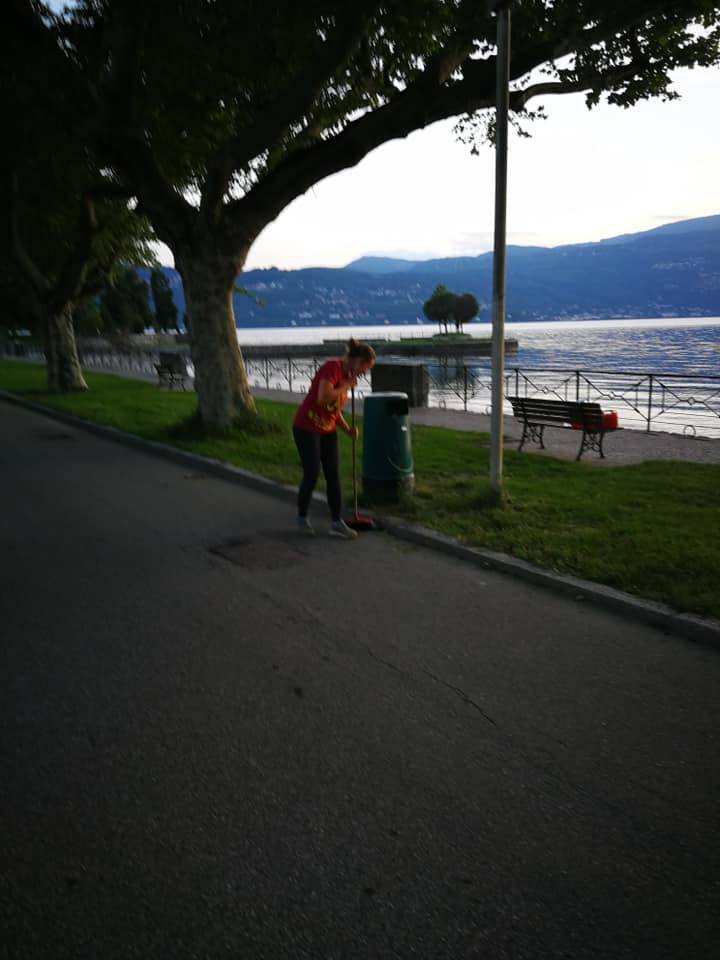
<box><xmin>345</xmin><ymin>337</ymin><xmax>376</xmax><ymax>364</ymax></box>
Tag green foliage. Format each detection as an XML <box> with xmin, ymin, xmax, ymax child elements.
<box><xmin>0</xmin><ymin>262</ymin><xmax>39</xmax><ymax>331</ymax></box>
<box><xmin>423</xmin><ymin>284</ymin><xmax>458</xmax><ymax>334</ymax></box>
<box><xmin>99</xmin><ymin>267</ymin><xmax>152</xmax><ymax>334</ymax></box>
<box><xmin>41</xmin><ymin>2</ymin><xmax>720</xmax><ymax>206</ymax></box>
<box><xmin>150</xmin><ymin>268</ymin><xmax>178</xmax><ymax>332</ymax></box>
<box><xmin>2</xmin><ymin>2</ymin><xmax>156</xmax><ymax>320</ymax></box>
<box><xmin>423</xmin><ymin>286</ymin><xmax>480</xmax><ymax>333</ymax></box>
<box><xmin>72</xmin><ymin>296</ymin><xmax>103</xmax><ymax>335</ymax></box>
<box><xmin>57</xmin><ymin>0</ymin><xmax>469</xmax><ymax>188</ymax></box>
<box><xmin>454</xmin><ymin>292</ymin><xmax>480</xmax><ymax>330</ymax></box>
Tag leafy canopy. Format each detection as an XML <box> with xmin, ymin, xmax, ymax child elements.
<box><xmin>3</xmin><ymin>1</ymin><xmax>155</xmax><ymax>316</ymax></box>
<box><xmin>35</xmin><ymin>0</ymin><xmax>719</xmax><ymax>248</ymax></box>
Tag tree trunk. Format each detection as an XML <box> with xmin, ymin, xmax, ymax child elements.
<box><xmin>180</xmin><ymin>253</ymin><xmax>256</xmax><ymax>430</ymax></box>
<box><xmin>47</xmin><ymin>308</ymin><xmax>88</xmax><ymax>392</ymax></box>
<box><xmin>43</xmin><ymin>317</ymin><xmax>59</xmax><ymax>391</ymax></box>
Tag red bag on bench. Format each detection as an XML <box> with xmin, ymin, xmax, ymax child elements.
<box><xmin>572</xmin><ymin>410</ymin><xmax>618</xmax><ymax>430</ymax></box>
<box><xmin>602</xmin><ymin>410</ymin><xmax>618</xmax><ymax>430</ymax></box>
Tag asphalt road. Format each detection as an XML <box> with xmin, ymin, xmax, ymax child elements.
<box><xmin>2</xmin><ymin>401</ymin><xmax>719</xmax><ymax>959</ymax></box>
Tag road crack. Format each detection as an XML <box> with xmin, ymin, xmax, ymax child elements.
<box><xmin>422</xmin><ymin>670</ymin><xmax>498</xmax><ymax>726</ymax></box>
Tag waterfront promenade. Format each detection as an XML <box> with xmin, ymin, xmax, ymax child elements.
<box><xmin>2</xmin><ymin>398</ymin><xmax>719</xmax><ymax>959</ymax></box>
<box><xmin>69</xmin><ymin>350</ymin><xmax>720</xmax><ymax>460</ymax></box>
<box><xmin>253</xmin><ymin>385</ymin><xmax>720</xmax><ymax>467</ymax></box>
<box><xmin>13</xmin><ymin>348</ymin><xmax>720</xmax><ymax>445</ymax></box>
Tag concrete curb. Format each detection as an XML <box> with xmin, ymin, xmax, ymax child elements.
<box><xmin>4</xmin><ymin>389</ymin><xmax>719</xmax><ymax>651</ymax></box>
<box><xmin>376</xmin><ymin>516</ymin><xmax>720</xmax><ymax>650</ymax></box>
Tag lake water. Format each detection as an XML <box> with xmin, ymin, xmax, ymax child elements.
<box><xmin>237</xmin><ymin>317</ymin><xmax>720</xmax><ymax>437</ymax></box>
<box><xmin>236</xmin><ymin>317</ymin><xmax>720</xmax><ymax>376</ymax></box>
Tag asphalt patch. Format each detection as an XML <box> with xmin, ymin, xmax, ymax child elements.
<box><xmin>208</xmin><ymin>536</ymin><xmax>310</xmax><ymax>570</ymax></box>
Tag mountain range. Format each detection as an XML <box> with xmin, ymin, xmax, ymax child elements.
<box><xmin>144</xmin><ymin>215</ymin><xmax>720</xmax><ymax>327</ymax></box>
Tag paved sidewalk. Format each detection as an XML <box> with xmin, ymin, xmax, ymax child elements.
<box><xmin>2</xmin><ymin>400</ymin><xmax>719</xmax><ymax>960</ymax></box>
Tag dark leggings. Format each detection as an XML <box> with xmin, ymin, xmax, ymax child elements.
<box><xmin>293</xmin><ymin>427</ymin><xmax>342</xmax><ymax>522</ymax></box>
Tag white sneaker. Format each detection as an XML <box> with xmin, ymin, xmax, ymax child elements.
<box><xmin>297</xmin><ymin>516</ymin><xmax>315</xmax><ymax>535</ymax></box>
<box><xmin>329</xmin><ymin>519</ymin><xmax>358</xmax><ymax>540</ymax></box>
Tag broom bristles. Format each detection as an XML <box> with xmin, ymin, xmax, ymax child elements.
<box><xmin>346</xmin><ymin>514</ymin><xmax>375</xmax><ymax>531</ymax></box>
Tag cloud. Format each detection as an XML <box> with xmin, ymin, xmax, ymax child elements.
<box><xmin>361</xmin><ymin>247</ymin><xmax>446</xmax><ymax>261</ymax></box>
<box><xmin>449</xmin><ymin>230</ymin><xmax>551</xmax><ymax>255</ymax></box>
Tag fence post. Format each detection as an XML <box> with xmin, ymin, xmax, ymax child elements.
<box><xmin>288</xmin><ymin>358</ymin><xmax>292</xmax><ymax>392</ymax></box>
<box><xmin>264</xmin><ymin>358</ymin><xmax>269</xmax><ymax>390</ymax></box>
<box><xmin>463</xmin><ymin>367</ymin><xmax>468</xmax><ymax>411</ymax></box>
<box><xmin>575</xmin><ymin>370</ymin><xmax>580</xmax><ymax>402</ymax></box>
<box><xmin>646</xmin><ymin>375</ymin><xmax>653</xmax><ymax>432</ymax></box>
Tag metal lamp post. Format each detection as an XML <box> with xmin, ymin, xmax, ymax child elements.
<box><xmin>489</xmin><ymin>0</ymin><xmax>511</xmax><ymax>494</ymax></box>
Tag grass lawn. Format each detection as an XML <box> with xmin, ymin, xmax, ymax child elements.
<box><xmin>2</xmin><ymin>359</ymin><xmax>719</xmax><ymax>621</ymax></box>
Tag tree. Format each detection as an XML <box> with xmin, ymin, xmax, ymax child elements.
<box><xmin>100</xmin><ymin>266</ymin><xmax>153</xmax><ymax>334</ymax></box>
<box><xmin>454</xmin><ymin>292</ymin><xmax>480</xmax><ymax>332</ymax></box>
<box><xmin>14</xmin><ymin>1</ymin><xmax>720</xmax><ymax>426</ymax></box>
<box><xmin>72</xmin><ymin>295</ymin><xmax>103</xmax><ymax>336</ymax></box>
<box><xmin>150</xmin><ymin>268</ymin><xmax>178</xmax><ymax>332</ymax></box>
<box><xmin>423</xmin><ymin>284</ymin><xmax>457</xmax><ymax>335</ymax></box>
<box><xmin>3</xmin><ymin>3</ymin><xmax>155</xmax><ymax>391</ymax></box>
<box><xmin>6</xmin><ymin>170</ymin><xmax>154</xmax><ymax>390</ymax></box>
<box><xmin>0</xmin><ymin>259</ymin><xmax>38</xmax><ymax>341</ymax></box>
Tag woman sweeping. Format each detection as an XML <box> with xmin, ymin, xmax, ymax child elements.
<box><xmin>292</xmin><ymin>338</ymin><xmax>376</xmax><ymax>538</ymax></box>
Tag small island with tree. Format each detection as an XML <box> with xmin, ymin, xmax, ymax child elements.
<box><xmin>422</xmin><ymin>284</ymin><xmax>481</xmax><ymax>337</ymax></box>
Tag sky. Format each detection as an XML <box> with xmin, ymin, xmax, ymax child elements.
<box><xmin>223</xmin><ymin>63</ymin><xmax>719</xmax><ymax>272</ymax></box>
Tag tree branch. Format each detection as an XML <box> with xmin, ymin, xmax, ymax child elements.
<box><xmin>200</xmin><ymin>3</ymin><xmax>379</xmax><ymax>224</ymax></box>
<box><xmin>102</xmin><ymin>0</ymin><xmax>147</xmax><ymax>128</ymax></box>
<box><xmin>94</xmin><ymin>125</ymin><xmax>197</xmax><ymax>244</ymax></box>
<box><xmin>51</xmin><ymin>195</ymin><xmax>99</xmax><ymax>311</ymax></box>
<box><xmin>94</xmin><ymin>1</ymin><xmax>195</xmax><ymax>244</ymax></box>
<box><xmin>508</xmin><ymin>58</ymin><xmax>647</xmax><ymax>111</ymax></box>
<box><xmin>227</xmin><ymin>1</ymin><xmax>700</xmax><ymax>242</ymax></box>
<box><xmin>5</xmin><ymin>170</ymin><xmax>51</xmax><ymax>295</ymax></box>
<box><xmin>6</xmin><ymin>171</ymin><xmax>101</xmax><ymax>313</ymax></box>
<box><xmin>8</xmin><ymin>0</ymin><xmax>193</xmax><ymax>246</ymax></box>
<box><xmin>229</xmin><ymin>43</ymin><xmax>491</xmax><ymax>239</ymax></box>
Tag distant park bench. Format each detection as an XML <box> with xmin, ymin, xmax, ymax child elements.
<box><xmin>155</xmin><ymin>351</ymin><xmax>189</xmax><ymax>390</ymax></box>
<box><xmin>508</xmin><ymin>397</ymin><xmax>619</xmax><ymax>460</ymax></box>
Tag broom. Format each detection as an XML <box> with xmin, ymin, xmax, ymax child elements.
<box><xmin>345</xmin><ymin>388</ymin><xmax>376</xmax><ymax>532</ymax></box>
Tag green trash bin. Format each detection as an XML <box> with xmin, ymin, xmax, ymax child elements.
<box><xmin>362</xmin><ymin>392</ymin><xmax>415</xmax><ymax>496</ymax></box>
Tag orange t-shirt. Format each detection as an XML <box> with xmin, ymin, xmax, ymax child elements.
<box><xmin>293</xmin><ymin>359</ymin><xmax>348</xmax><ymax>433</ymax></box>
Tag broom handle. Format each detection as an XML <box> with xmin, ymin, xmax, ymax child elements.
<box><xmin>351</xmin><ymin>387</ymin><xmax>358</xmax><ymax>518</ymax></box>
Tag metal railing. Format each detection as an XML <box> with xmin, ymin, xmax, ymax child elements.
<box><xmin>79</xmin><ymin>349</ymin><xmax>160</xmax><ymax>377</ymax></box>
<box><xmin>425</xmin><ymin>364</ymin><xmax>720</xmax><ymax>438</ymax></box>
<box><xmin>246</xmin><ymin>356</ymin><xmax>720</xmax><ymax>437</ymax></box>
<box><xmin>13</xmin><ymin>348</ymin><xmax>720</xmax><ymax>439</ymax></box>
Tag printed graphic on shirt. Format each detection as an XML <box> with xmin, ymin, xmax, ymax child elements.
<box><xmin>293</xmin><ymin>359</ymin><xmax>348</xmax><ymax>434</ymax></box>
